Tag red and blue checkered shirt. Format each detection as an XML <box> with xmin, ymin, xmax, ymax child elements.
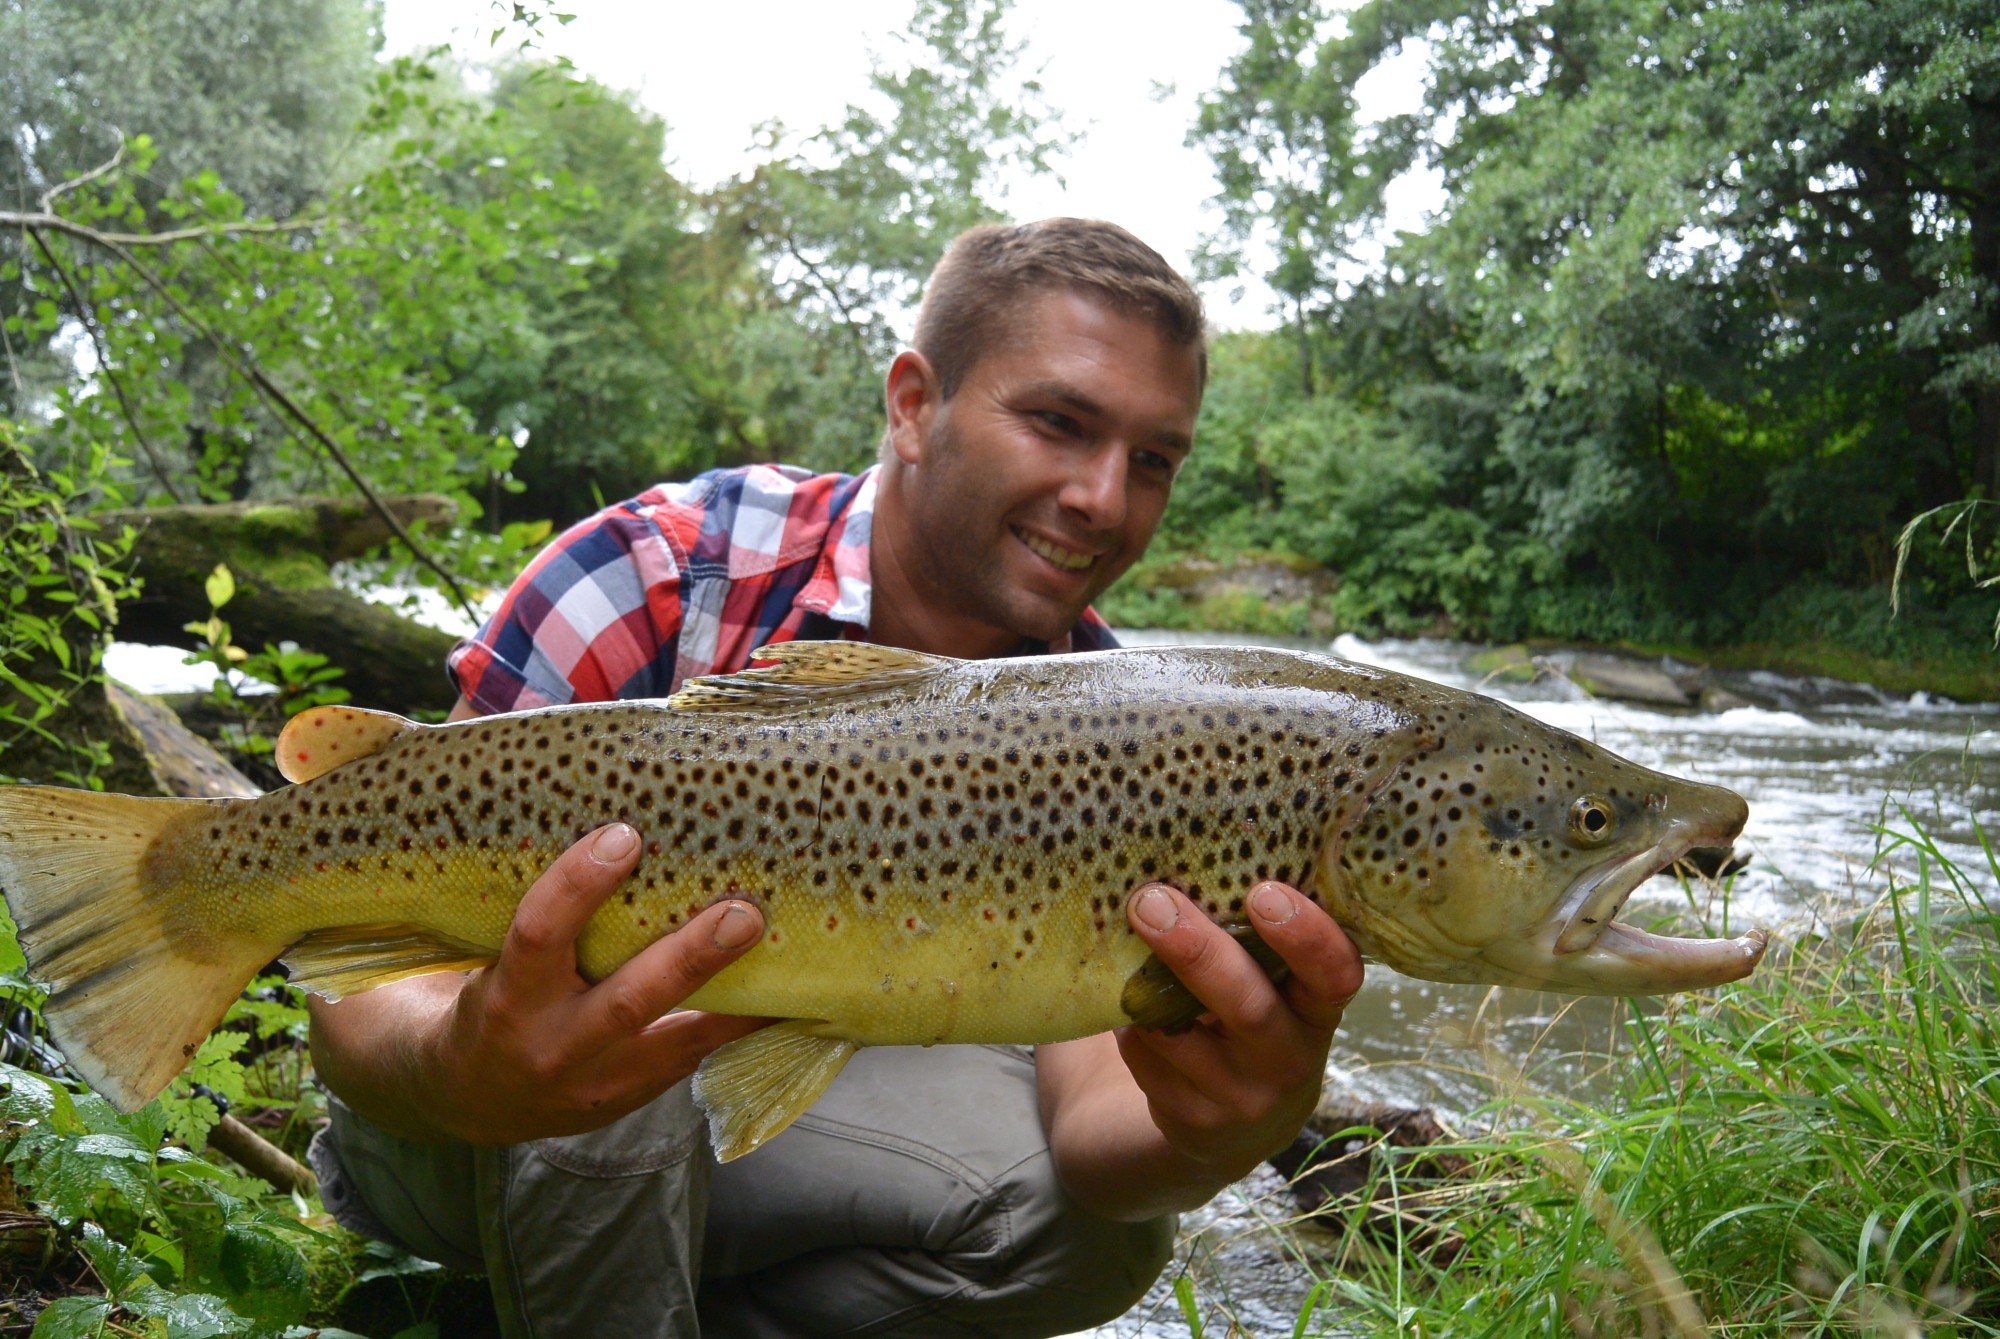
<box><xmin>447</xmin><ymin>464</ymin><xmax>1119</xmax><ymax>713</ymax></box>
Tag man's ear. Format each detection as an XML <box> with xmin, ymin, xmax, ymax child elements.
<box><xmin>884</xmin><ymin>350</ymin><xmax>941</xmax><ymax>465</ymax></box>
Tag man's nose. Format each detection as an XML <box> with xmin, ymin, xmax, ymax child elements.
<box><xmin>1058</xmin><ymin>446</ymin><xmax>1127</xmax><ymax>529</ymax></box>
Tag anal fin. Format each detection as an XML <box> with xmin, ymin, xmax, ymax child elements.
<box><xmin>281</xmin><ymin>922</ymin><xmax>497</xmax><ymax>1000</ymax></box>
<box><xmin>691</xmin><ymin>1020</ymin><xmax>859</xmax><ymax>1162</ymax></box>
<box><xmin>1120</xmin><ymin>923</ymin><xmax>1293</xmax><ymax>1031</ymax></box>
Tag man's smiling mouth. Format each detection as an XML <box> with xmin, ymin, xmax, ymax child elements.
<box><xmin>1014</xmin><ymin>527</ymin><xmax>1097</xmax><ymax>572</ymax></box>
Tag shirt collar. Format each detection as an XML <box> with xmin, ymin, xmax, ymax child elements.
<box><xmin>795</xmin><ymin>465</ymin><xmax>877</xmax><ymax>627</ymax></box>
<box><xmin>792</xmin><ymin>463</ymin><xmax>1112</xmax><ymax>654</ymax></box>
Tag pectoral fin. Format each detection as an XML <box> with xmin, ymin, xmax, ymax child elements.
<box><xmin>1120</xmin><ymin>923</ymin><xmax>1293</xmax><ymax>1031</ymax></box>
<box><xmin>691</xmin><ymin>1021</ymin><xmax>859</xmax><ymax>1161</ymax></box>
<box><xmin>281</xmin><ymin>922</ymin><xmax>497</xmax><ymax>1000</ymax></box>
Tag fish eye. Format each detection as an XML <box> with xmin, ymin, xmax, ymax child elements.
<box><xmin>1569</xmin><ymin>796</ymin><xmax>1617</xmax><ymax>844</ymax></box>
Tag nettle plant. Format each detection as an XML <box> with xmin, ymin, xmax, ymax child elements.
<box><xmin>0</xmin><ymin>425</ymin><xmax>139</xmax><ymax>789</ymax></box>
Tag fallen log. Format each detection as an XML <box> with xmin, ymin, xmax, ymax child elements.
<box><xmin>104</xmin><ymin>495</ymin><xmax>464</xmax><ymax>714</ymax></box>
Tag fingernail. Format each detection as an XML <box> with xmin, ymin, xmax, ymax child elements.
<box><xmin>712</xmin><ymin>904</ymin><xmax>759</xmax><ymax>949</ymax></box>
<box><xmin>1132</xmin><ymin>888</ymin><xmax>1179</xmax><ymax>933</ymax></box>
<box><xmin>592</xmin><ymin>823</ymin><xmax>638</xmax><ymax>862</ymax></box>
<box><xmin>1249</xmin><ymin>883</ymin><xmax>1296</xmax><ymax>925</ymax></box>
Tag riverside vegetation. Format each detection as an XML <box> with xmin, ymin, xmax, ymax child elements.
<box><xmin>0</xmin><ymin>0</ymin><xmax>1995</xmax><ymax>1332</ymax></box>
<box><xmin>1251</xmin><ymin>823</ymin><xmax>2000</xmax><ymax>1338</ymax></box>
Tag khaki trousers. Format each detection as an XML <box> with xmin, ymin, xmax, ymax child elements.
<box><xmin>310</xmin><ymin>1045</ymin><xmax>1175</xmax><ymax>1338</ymax></box>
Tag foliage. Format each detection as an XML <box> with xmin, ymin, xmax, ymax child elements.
<box><xmin>1174</xmin><ymin>0</ymin><xmax>2000</xmax><ymax>650</ymax></box>
<box><xmin>705</xmin><ymin>0</ymin><xmax>1071</xmax><ymax>477</ymax></box>
<box><xmin>0</xmin><ymin>422</ymin><xmax>138</xmax><ymax>788</ymax></box>
<box><xmin>1289</xmin><ymin>820</ymin><xmax>1999</xmax><ymax>1335</ymax></box>
<box><xmin>179</xmin><ymin>563</ymin><xmax>349</xmax><ymax>765</ymax></box>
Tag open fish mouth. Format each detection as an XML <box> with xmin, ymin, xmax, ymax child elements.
<box><xmin>1530</xmin><ymin>811</ymin><xmax>1767</xmax><ymax>995</ymax></box>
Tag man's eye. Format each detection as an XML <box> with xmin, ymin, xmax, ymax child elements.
<box><xmin>1035</xmin><ymin>411</ymin><xmax>1079</xmax><ymax>434</ymax></box>
<box><xmin>1135</xmin><ymin>450</ymin><xmax>1175</xmax><ymax>474</ymax></box>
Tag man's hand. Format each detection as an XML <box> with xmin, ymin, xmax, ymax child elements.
<box><xmin>1036</xmin><ymin>881</ymin><xmax>1362</xmax><ymax>1220</ymax></box>
<box><xmin>309</xmin><ymin>822</ymin><xmax>768</xmax><ymax>1145</ymax></box>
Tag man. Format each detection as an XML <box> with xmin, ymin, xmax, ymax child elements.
<box><xmin>307</xmin><ymin>218</ymin><xmax>1364</xmax><ymax>1337</ymax></box>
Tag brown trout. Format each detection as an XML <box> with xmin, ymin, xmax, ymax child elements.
<box><xmin>0</xmin><ymin>642</ymin><xmax>1764</xmax><ymax>1158</ymax></box>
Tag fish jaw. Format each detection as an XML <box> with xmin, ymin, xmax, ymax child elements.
<box><xmin>1477</xmin><ymin>787</ymin><xmax>1764</xmax><ymax>996</ymax></box>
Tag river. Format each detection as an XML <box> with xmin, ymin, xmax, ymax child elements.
<box><xmin>1076</xmin><ymin>628</ymin><xmax>2000</xmax><ymax>1339</ymax></box>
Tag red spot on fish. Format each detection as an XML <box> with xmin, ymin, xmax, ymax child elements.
<box><xmin>296</xmin><ymin>751</ymin><xmax>311</xmax><ymax>763</ymax></box>
<box><xmin>983</xmin><ymin>908</ymin><xmax>995</xmax><ymax>920</ymax></box>
<box><xmin>769</xmin><ymin>931</ymin><xmax>781</xmax><ymax>943</ymax></box>
<box><xmin>314</xmin><ymin>861</ymin><xmax>327</xmax><ymax>872</ymax></box>
<box><xmin>905</xmin><ymin>917</ymin><xmax>917</xmax><ymax>930</ymax></box>
<box><xmin>826</xmin><ymin>914</ymin><xmax>838</xmax><ymax>930</ymax></box>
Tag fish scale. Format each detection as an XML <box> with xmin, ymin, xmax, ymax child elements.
<box><xmin>0</xmin><ymin>641</ymin><xmax>1766</xmax><ymax>1160</ymax></box>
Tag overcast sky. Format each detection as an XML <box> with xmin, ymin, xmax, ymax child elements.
<box><xmin>381</xmin><ymin>1</ymin><xmax>1441</xmax><ymax>332</ymax></box>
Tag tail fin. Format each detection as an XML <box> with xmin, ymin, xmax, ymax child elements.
<box><xmin>0</xmin><ymin>785</ymin><xmax>277</xmax><ymax>1111</ymax></box>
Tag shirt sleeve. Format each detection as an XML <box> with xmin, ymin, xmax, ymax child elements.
<box><xmin>446</xmin><ymin>500</ymin><xmax>691</xmax><ymax>713</ymax></box>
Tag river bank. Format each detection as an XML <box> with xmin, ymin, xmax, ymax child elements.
<box><xmin>1096</xmin><ymin>555</ymin><xmax>2000</xmax><ymax>703</ymax></box>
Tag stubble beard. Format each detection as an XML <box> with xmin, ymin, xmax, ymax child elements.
<box><xmin>911</xmin><ymin>420</ymin><xmax>1094</xmax><ymax>648</ymax></box>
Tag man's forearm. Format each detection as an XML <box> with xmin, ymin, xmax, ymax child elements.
<box><xmin>308</xmin><ymin>978</ymin><xmax>466</xmax><ymax>1143</ymax></box>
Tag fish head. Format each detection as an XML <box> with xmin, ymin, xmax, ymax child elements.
<box><xmin>1316</xmin><ymin>695</ymin><xmax>1763</xmax><ymax>996</ymax></box>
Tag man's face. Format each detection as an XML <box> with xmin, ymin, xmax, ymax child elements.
<box><xmin>892</xmin><ymin>289</ymin><xmax>1203</xmax><ymax>647</ymax></box>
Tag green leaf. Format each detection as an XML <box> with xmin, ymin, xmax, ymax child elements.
<box><xmin>131</xmin><ymin>1290</ymin><xmax>249</xmax><ymax>1339</ymax></box>
<box><xmin>78</xmin><ymin>1221</ymin><xmax>156</xmax><ymax>1298</ymax></box>
<box><xmin>204</xmin><ymin>564</ymin><xmax>235</xmax><ymax>612</ymax></box>
<box><xmin>27</xmin><ymin>1294</ymin><xmax>111</xmax><ymax>1339</ymax></box>
<box><xmin>212</xmin><ymin>1221</ymin><xmax>312</xmax><ymax>1323</ymax></box>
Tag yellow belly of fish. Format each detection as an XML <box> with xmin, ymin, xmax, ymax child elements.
<box><xmin>580</xmin><ymin>880</ymin><xmax>1150</xmax><ymax>1047</ymax></box>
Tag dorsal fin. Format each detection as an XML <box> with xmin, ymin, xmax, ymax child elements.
<box><xmin>276</xmin><ymin>704</ymin><xmax>419</xmax><ymax>783</ymax></box>
<box><xmin>668</xmin><ymin>641</ymin><xmax>954</xmax><ymax>715</ymax></box>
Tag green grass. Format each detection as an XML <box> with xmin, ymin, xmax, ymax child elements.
<box><xmin>1273</xmin><ymin>819</ymin><xmax>1999</xmax><ymax>1336</ymax></box>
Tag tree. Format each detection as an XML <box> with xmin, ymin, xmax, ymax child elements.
<box><xmin>1187</xmin><ymin>0</ymin><xmax>2000</xmax><ymax>640</ymax></box>
<box><xmin>711</xmin><ymin>0</ymin><xmax>1070</xmax><ymax>471</ymax></box>
<box><xmin>0</xmin><ymin>0</ymin><xmax>383</xmax><ymax>419</ymax></box>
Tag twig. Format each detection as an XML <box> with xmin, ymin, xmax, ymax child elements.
<box><xmin>206</xmin><ymin>1113</ymin><xmax>317</xmax><ymax>1197</ymax></box>
<box><xmin>37</xmin><ymin>131</ymin><xmax>130</xmax><ymax>213</ymax></box>
<box><xmin>25</xmin><ymin>229</ymin><xmax>187</xmax><ymax>502</ymax></box>
<box><xmin>0</xmin><ymin>209</ymin><xmax>315</xmax><ymax>248</ymax></box>
<box><xmin>16</xmin><ymin>211</ymin><xmax>479</xmax><ymax>622</ymax></box>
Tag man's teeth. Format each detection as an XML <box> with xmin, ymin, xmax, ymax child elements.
<box><xmin>1018</xmin><ymin>530</ymin><xmax>1094</xmax><ymax>571</ymax></box>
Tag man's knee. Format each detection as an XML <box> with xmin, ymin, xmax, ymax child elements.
<box><xmin>995</xmin><ymin>1157</ymin><xmax>1177</xmax><ymax>1331</ymax></box>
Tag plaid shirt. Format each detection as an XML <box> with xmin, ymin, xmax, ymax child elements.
<box><xmin>447</xmin><ymin>463</ymin><xmax>1119</xmax><ymax>713</ymax></box>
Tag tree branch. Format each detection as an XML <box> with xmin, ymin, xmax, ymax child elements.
<box><xmin>26</xmin><ymin>228</ymin><xmax>188</xmax><ymax>503</ymax></box>
<box><xmin>0</xmin><ymin>209</ymin><xmax>316</xmax><ymax>248</ymax></box>
<box><xmin>36</xmin><ymin>132</ymin><xmax>130</xmax><ymax>213</ymax></box>
<box><xmin>13</xmin><ymin>211</ymin><xmax>479</xmax><ymax>623</ymax></box>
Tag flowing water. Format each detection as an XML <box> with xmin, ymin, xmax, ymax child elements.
<box><xmin>1075</xmin><ymin>628</ymin><xmax>2000</xmax><ymax>1339</ymax></box>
